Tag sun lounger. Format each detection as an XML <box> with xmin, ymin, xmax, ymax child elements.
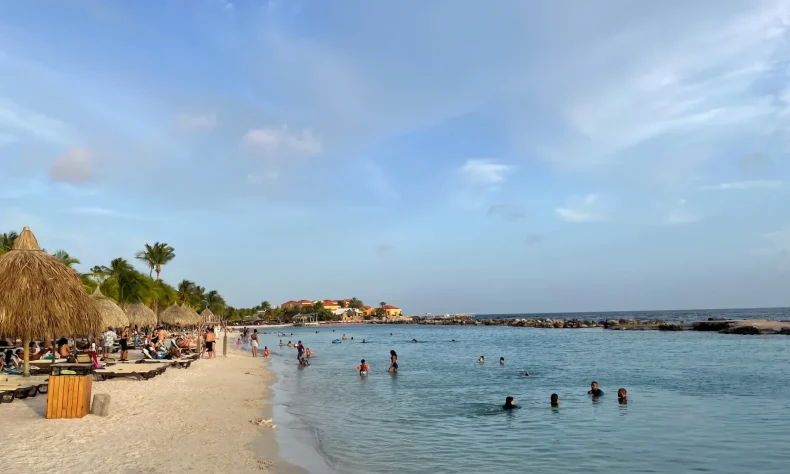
<box><xmin>94</xmin><ymin>364</ymin><xmax>167</xmax><ymax>381</ymax></box>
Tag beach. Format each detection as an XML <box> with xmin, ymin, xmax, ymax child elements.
<box><xmin>2</xmin><ymin>336</ymin><xmax>305</xmax><ymax>474</ymax></box>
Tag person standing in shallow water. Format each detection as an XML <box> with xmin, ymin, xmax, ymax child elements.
<box><xmin>389</xmin><ymin>350</ymin><xmax>398</xmax><ymax>372</ymax></box>
<box><xmin>251</xmin><ymin>329</ymin><xmax>259</xmax><ymax>357</ymax></box>
<box><xmin>588</xmin><ymin>381</ymin><xmax>604</xmax><ymax>397</ymax></box>
<box><xmin>499</xmin><ymin>357</ymin><xmax>505</xmax><ymax>365</ymax></box>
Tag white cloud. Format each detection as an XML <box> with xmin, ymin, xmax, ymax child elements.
<box><xmin>458</xmin><ymin>159</ymin><xmax>514</xmax><ymax>191</ymax></box>
<box><xmin>246</xmin><ymin>171</ymin><xmax>280</xmax><ymax>185</ymax></box>
<box><xmin>665</xmin><ymin>199</ymin><xmax>698</xmax><ymax>225</ymax></box>
<box><xmin>243</xmin><ymin>125</ymin><xmax>323</xmax><ymax>157</ymax></box>
<box><xmin>487</xmin><ymin>204</ymin><xmax>526</xmax><ymax>221</ymax></box>
<box><xmin>555</xmin><ymin>193</ymin><xmax>604</xmax><ymax>223</ymax></box>
<box><xmin>174</xmin><ymin>112</ymin><xmax>217</xmax><ymax>131</ymax></box>
<box><xmin>50</xmin><ymin>147</ymin><xmax>96</xmax><ymax>183</ymax></box>
<box><xmin>699</xmin><ymin>180</ymin><xmax>783</xmax><ymax>190</ymax></box>
<box><xmin>70</xmin><ymin>207</ymin><xmax>114</xmax><ymax>216</ymax></box>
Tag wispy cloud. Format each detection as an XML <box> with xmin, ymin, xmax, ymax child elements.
<box><xmin>50</xmin><ymin>147</ymin><xmax>96</xmax><ymax>183</ymax></box>
<box><xmin>458</xmin><ymin>159</ymin><xmax>514</xmax><ymax>191</ymax></box>
<box><xmin>246</xmin><ymin>171</ymin><xmax>281</xmax><ymax>185</ymax></box>
<box><xmin>70</xmin><ymin>206</ymin><xmax>114</xmax><ymax>216</ymax></box>
<box><xmin>243</xmin><ymin>125</ymin><xmax>323</xmax><ymax>157</ymax></box>
<box><xmin>556</xmin><ymin>194</ymin><xmax>604</xmax><ymax>223</ymax></box>
<box><xmin>665</xmin><ymin>199</ymin><xmax>698</xmax><ymax>225</ymax></box>
<box><xmin>699</xmin><ymin>180</ymin><xmax>783</xmax><ymax>190</ymax></box>
<box><xmin>375</xmin><ymin>244</ymin><xmax>393</xmax><ymax>256</ymax></box>
<box><xmin>487</xmin><ymin>204</ymin><xmax>526</xmax><ymax>221</ymax></box>
<box><xmin>526</xmin><ymin>234</ymin><xmax>543</xmax><ymax>246</ymax></box>
<box><xmin>174</xmin><ymin>112</ymin><xmax>217</xmax><ymax>132</ymax></box>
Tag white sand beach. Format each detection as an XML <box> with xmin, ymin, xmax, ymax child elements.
<box><xmin>2</xmin><ymin>341</ymin><xmax>305</xmax><ymax>474</ymax></box>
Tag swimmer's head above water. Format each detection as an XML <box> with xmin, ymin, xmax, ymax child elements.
<box><xmin>499</xmin><ymin>357</ymin><xmax>504</xmax><ymax>365</ymax></box>
<box><xmin>503</xmin><ymin>396</ymin><xmax>518</xmax><ymax>410</ymax></box>
<box><xmin>551</xmin><ymin>393</ymin><xmax>559</xmax><ymax>407</ymax></box>
<box><xmin>618</xmin><ymin>388</ymin><xmax>627</xmax><ymax>403</ymax></box>
<box><xmin>478</xmin><ymin>356</ymin><xmax>485</xmax><ymax>363</ymax></box>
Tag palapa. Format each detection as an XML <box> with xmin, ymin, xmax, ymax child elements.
<box><xmin>200</xmin><ymin>307</ymin><xmax>218</xmax><ymax>324</ymax></box>
<box><xmin>125</xmin><ymin>303</ymin><xmax>157</xmax><ymax>328</ymax></box>
<box><xmin>90</xmin><ymin>286</ymin><xmax>129</xmax><ymax>330</ymax></box>
<box><xmin>0</xmin><ymin>227</ymin><xmax>100</xmax><ymax>377</ymax></box>
<box><xmin>159</xmin><ymin>303</ymin><xmax>200</xmax><ymax>327</ymax></box>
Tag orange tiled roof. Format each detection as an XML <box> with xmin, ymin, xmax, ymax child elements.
<box><xmin>322</xmin><ymin>299</ymin><xmax>337</xmax><ymax>305</ymax></box>
<box><xmin>382</xmin><ymin>305</ymin><xmax>399</xmax><ymax>310</ymax></box>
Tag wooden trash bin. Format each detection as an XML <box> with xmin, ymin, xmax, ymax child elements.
<box><xmin>46</xmin><ymin>364</ymin><xmax>94</xmax><ymax>419</ymax></box>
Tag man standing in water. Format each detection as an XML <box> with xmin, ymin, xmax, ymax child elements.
<box><xmin>251</xmin><ymin>329</ymin><xmax>259</xmax><ymax>357</ymax></box>
<box><xmin>588</xmin><ymin>381</ymin><xmax>604</xmax><ymax>397</ymax></box>
<box><xmin>296</xmin><ymin>340</ymin><xmax>304</xmax><ymax>360</ymax></box>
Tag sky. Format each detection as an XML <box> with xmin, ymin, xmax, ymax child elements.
<box><xmin>1</xmin><ymin>0</ymin><xmax>789</xmax><ymax>314</ymax></box>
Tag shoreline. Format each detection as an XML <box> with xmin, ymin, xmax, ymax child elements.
<box><xmin>3</xmin><ymin>336</ymin><xmax>306</xmax><ymax>474</ymax></box>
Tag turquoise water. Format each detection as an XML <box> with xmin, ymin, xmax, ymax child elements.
<box><xmin>264</xmin><ymin>325</ymin><xmax>790</xmax><ymax>474</ymax></box>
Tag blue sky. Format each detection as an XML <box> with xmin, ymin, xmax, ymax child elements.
<box><xmin>1</xmin><ymin>0</ymin><xmax>789</xmax><ymax>314</ymax></box>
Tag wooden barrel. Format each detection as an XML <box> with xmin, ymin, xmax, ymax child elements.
<box><xmin>46</xmin><ymin>375</ymin><xmax>92</xmax><ymax>419</ymax></box>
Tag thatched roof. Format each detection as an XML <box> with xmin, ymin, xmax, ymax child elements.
<box><xmin>159</xmin><ymin>303</ymin><xmax>200</xmax><ymax>326</ymax></box>
<box><xmin>126</xmin><ymin>303</ymin><xmax>157</xmax><ymax>328</ymax></box>
<box><xmin>90</xmin><ymin>287</ymin><xmax>129</xmax><ymax>330</ymax></box>
<box><xmin>200</xmin><ymin>307</ymin><xmax>218</xmax><ymax>323</ymax></box>
<box><xmin>0</xmin><ymin>227</ymin><xmax>101</xmax><ymax>338</ymax></box>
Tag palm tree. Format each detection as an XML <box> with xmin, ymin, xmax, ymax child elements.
<box><xmin>379</xmin><ymin>301</ymin><xmax>387</xmax><ymax>317</ymax></box>
<box><xmin>135</xmin><ymin>242</ymin><xmax>175</xmax><ymax>280</ymax></box>
<box><xmin>52</xmin><ymin>250</ymin><xmax>80</xmax><ymax>268</ymax></box>
<box><xmin>349</xmin><ymin>297</ymin><xmax>364</xmax><ymax>309</ymax></box>
<box><xmin>260</xmin><ymin>301</ymin><xmax>272</xmax><ymax>312</ymax></box>
<box><xmin>0</xmin><ymin>231</ymin><xmax>19</xmax><ymax>254</ymax></box>
<box><xmin>206</xmin><ymin>290</ymin><xmax>226</xmax><ymax>315</ymax></box>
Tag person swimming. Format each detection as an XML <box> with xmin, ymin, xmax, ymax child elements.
<box><xmin>411</xmin><ymin>338</ymin><xmax>418</xmax><ymax>343</ymax></box>
<box><xmin>618</xmin><ymin>388</ymin><xmax>627</xmax><ymax>404</ymax></box>
<box><xmin>588</xmin><ymin>381</ymin><xmax>604</xmax><ymax>397</ymax></box>
<box><xmin>523</xmin><ymin>372</ymin><xmax>532</xmax><ymax>376</ymax></box>
<box><xmin>279</xmin><ymin>339</ymin><xmax>283</xmax><ymax>347</ymax></box>
<box><xmin>342</xmin><ymin>334</ymin><xmax>348</xmax><ymax>340</ymax></box>
<box><xmin>499</xmin><ymin>357</ymin><xmax>505</xmax><ymax>365</ymax></box>
<box><xmin>551</xmin><ymin>393</ymin><xmax>559</xmax><ymax>407</ymax></box>
<box><xmin>389</xmin><ymin>350</ymin><xmax>398</xmax><ymax>372</ymax></box>
<box><xmin>451</xmin><ymin>339</ymin><xmax>456</xmax><ymax>342</ymax></box>
<box><xmin>357</xmin><ymin>359</ymin><xmax>370</xmax><ymax>376</ymax></box>
<box><xmin>503</xmin><ymin>396</ymin><xmax>519</xmax><ymax>410</ymax></box>
<box><xmin>478</xmin><ymin>356</ymin><xmax>485</xmax><ymax>363</ymax></box>
<box><xmin>362</xmin><ymin>339</ymin><xmax>367</xmax><ymax>343</ymax></box>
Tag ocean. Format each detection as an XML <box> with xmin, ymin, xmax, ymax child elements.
<box><xmin>261</xmin><ymin>308</ymin><xmax>790</xmax><ymax>474</ymax></box>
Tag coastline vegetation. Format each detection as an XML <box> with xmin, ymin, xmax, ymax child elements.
<box><xmin>1</xmin><ymin>230</ymin><xmax>382</xmax><ymax>324</ymax></box>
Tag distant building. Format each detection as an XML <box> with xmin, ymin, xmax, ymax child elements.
<box><xmin>381</xmin><ymin>305</ymin><xmax>402</xmax><ymax>317</ymax></box>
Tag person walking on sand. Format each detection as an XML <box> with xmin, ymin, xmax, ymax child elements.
<box><xmin>206</xmin><ymin>327</ymin><xmax>217</xmax><ymax>359</ymax></box>
<box><xmin>251</xmin><ymin>329</ymin><xmax>259</xmax><ymax>357</ymax></box>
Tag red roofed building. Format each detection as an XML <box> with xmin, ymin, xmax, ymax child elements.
<box><xmin>381</xmin><ymin>304</ymin><xmax>402</xmax><ymax>317</ymax></box>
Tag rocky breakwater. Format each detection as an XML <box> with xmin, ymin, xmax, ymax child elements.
<box><xmin>690</xmin><ymin>319</ymin><xmax>790</xmax><ymax>335</ymax></box>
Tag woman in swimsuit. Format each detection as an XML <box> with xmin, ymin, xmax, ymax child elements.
<box><xmin>119</xmin><ymin>326</ymin><xmax>130</xmax><ymax>361</ymax></box>
<box><xmin>389</xmin><ymin>350</ymin><xmax>398</xmax><ymax>372</ymax></box>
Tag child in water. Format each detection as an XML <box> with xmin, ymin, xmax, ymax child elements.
<box><xmin>551</xmin><ymin>393</ymin><xmax>559</xmax><ymax>407</ymax></box>
<box><xmin>478</xmin><ymin>356</ymin><xmax>485</xmax><ymax>363</ymax></box>
<box><xmin>499</xmin><ymin>357</ymin><xmax>505</xmax><ymax>365</ymax></box>
<box><xmin>357</xmin><ymin>359</ymin><xmax>370</xmax><ymax>376</ymax></box>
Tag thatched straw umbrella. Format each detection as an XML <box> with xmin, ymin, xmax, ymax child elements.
<box><xmin>90</xmin><ymin>287</ymin><xmax>129</xmax><ymax>331</ymax></box>
<box><xmin>125</xmin><ymin>303</ymin><xmax>157</xmax><ymax>328</ymax></box>
<box><xmin>0</xmin><ymin>227</ymin><xmax>100</xmax><ymax>376</ymax></box>
<box><xmin>200</xmin><ymin>308</ymin><xmax>216</xmax><ymax>324</ymax></box>
<box><xmin>159</xmin><ymin>303</ymin><xmax>199</xmax><ymax>327</ymax></box>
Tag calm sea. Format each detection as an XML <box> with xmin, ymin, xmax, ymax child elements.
<box><xmin>261</xmin><ymin>309</ymin><xmax>790</xmax><ymax>474</ymax></box>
